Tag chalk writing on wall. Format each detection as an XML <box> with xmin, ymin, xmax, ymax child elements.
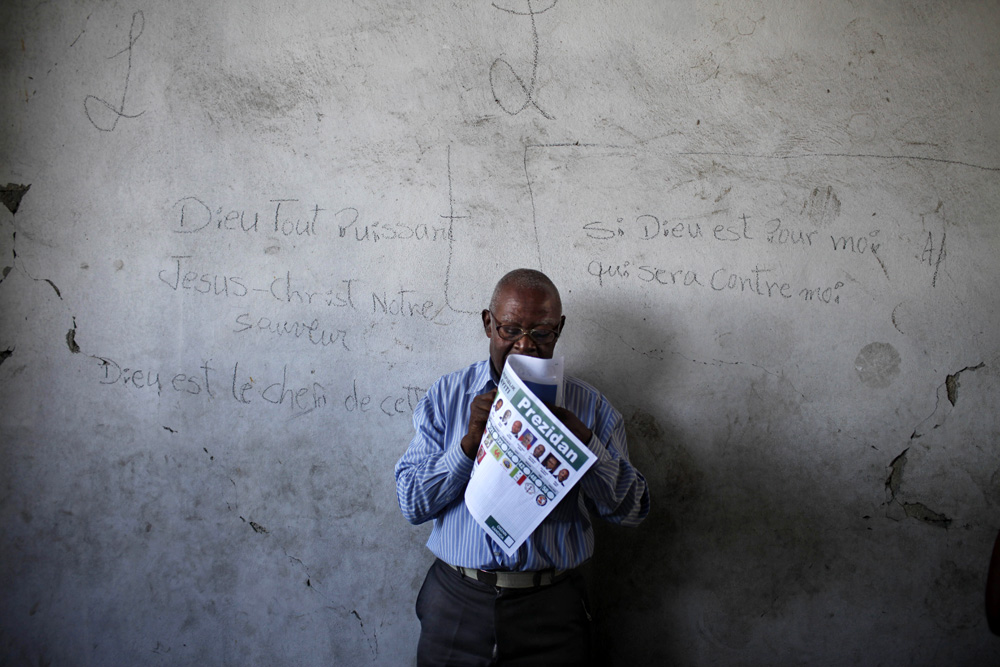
<box><xmin>489</xmin><ymin>0</ymin><xmax>558</xmax><ymax>120</ymax></box>
<box><xmin>95</xmin><ymin>355</ymin><xmax>426</xmax><ymax>419</ymax></box>
<box><xmin>84</xmin><ymin>10</ymin><xmax>145</xmax><ymax>131</ymax></box>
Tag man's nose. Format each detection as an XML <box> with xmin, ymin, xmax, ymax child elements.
<box><xmin>512</xmin><ymin>332</ymin><xmax>539</xmax><ymax>355</ymax></box>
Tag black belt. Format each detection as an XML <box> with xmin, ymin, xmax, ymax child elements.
<box><xmin>445</xmin><ymin>561</ymin><xmax>569</xmax><ymax>588</ymax></box>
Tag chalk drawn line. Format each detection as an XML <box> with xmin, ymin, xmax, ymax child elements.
<box><xmin>524</xmin><ymin>143</ymin><xmax>1000</xmax><ymax>173</ymax></box>
<box><xmin>523</xmin><ymin>143</ymin><xmax>615</xmax><ymax>272</ymax></box>
<box><xmin>442</xmin><ymin>145</ymin><xmax>476</xmax><ymax>315</ymax></box>
<box><xmin>678</xmin><ymin>150</ymin><xmax>1000</xmax><ymax>173</ymax></box>
<box><xmin>83</xmin><ymin>10</ymin><xmax>146</xmax><ymax>132</ymax></box>
<box><xmin>490</xmin><ymin>0</ymin><xmax>557</xmax><ymax>120</ymax></box>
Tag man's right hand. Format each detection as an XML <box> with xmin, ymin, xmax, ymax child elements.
<box><xmin>460</xmin><ymin>389</ymin><xmax>497</xmax><ymax>458</ymax></box>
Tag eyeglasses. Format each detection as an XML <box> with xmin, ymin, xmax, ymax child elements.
<box><xmin>489</xmin><ymin>311</ymin><xmax>561</xmax><ymax>344</ymax></box>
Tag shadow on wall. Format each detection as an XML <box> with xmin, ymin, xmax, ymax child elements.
<box><xmin>587</xmin><ymin>410</ymin><xmax>855</xmax><ymax>665</ymax></box>
<box><xmin>560</xmin><ymin>297</ymin><xmax>683</xmax><ymax>401</ymax></box>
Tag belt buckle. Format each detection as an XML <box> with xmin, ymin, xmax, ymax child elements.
<box><xmin>476</xmin><ymin>570</ymin><xmax>498</xmax><ymax>587</ymax></box>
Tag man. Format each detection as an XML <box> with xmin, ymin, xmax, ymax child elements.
<box><xmin>394</xmin><ymin>268</ymin><xmax>650</xmax><ymax>666</ymax></box>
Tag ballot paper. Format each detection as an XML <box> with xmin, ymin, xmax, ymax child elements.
<box><xmin>464</xmin><ymin>355</ymin><xmax>595</xmax><ymax>556</ymax></box>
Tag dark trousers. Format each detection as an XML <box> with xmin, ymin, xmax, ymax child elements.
<box><xmin>415</xmin><ymin>559</ymin><xmax>593</xmax><ymax>667</ymax></box>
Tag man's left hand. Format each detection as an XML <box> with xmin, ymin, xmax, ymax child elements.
<box><xmin>548</xmin><ymin>405</ymin><xmax>593</xmax><ymax>446</ymax></box>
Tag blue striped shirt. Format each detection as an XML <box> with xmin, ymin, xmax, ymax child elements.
<box><xmin>395</xmin><ymin>359</ymin><xmax>650</xmax><ymax>571</ymax></box>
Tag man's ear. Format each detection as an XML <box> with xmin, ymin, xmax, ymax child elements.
<box><xmin>557</xmin><ymin>315</ymin><xmax>566</xmax><ymax>334</ymax></box>
<box><xmin>482</xmin><ymin>309</ymin><xmax>492</xmax><ymax>337</ymax></box>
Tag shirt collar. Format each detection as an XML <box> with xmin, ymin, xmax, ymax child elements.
<box><xmin>468</xmin><ymin>359</ymin><xmax>496</xmax><ymax>395</ymax></box>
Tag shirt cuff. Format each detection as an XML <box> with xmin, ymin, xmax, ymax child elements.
<box><xmin>587</xmin><ymin>432</ymin><xmax>610</xmax><ymax>462</ymax></box>
<box><xmin>444</xmin><ymin>439</ymin><xmax>476</xmax><ymax>478</ymax></box>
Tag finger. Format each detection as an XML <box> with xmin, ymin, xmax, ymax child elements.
<box><xmin>473</xmin><ymin>390</ymin><xmax>497</xmax><ymax>406</ymax></box>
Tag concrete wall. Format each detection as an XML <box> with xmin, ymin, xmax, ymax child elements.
<box><xmin>2</xmin><ymin>1</ymin><xmax>999</xmax><ymax>664</ymax></box>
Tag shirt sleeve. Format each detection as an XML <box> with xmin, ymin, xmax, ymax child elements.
<box><xmin>578</xmin><ymin>398</ymin><xmax>650</xmax><ymax>527</ymax></box>
<box><xmin>394</xmin><ymin>381</ymin><xmax>475</xmax><ymax>525</ymax></box>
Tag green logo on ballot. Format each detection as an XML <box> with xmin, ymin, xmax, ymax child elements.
<box><xmin>486</xmin><ymin>516</ymin><xmax>513</xmax><ymax>546</ymax></box>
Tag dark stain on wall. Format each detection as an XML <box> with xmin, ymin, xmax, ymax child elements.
<box><xmin>885</xmin><ymin>447</ymin><xmax>952</xmax><ymax>527</ymax></box>
<box><xmin>66</xmin><ymin>318</ymin><xmax>80</xmax><ymax>353</ymax></box>
<box><xmin>903</xmin><ymin>502</ymin><xmax>952</xmax><ymax>527</ymax></box>
<box><xmin>1</xmin><ymin>183</ymin><xmax>30</xmax><ymax>215</ymax></box>
<box><xmin>945</xmin><ymin>362</ymin><xmax>985</xmax><ymax>406</ymax></box>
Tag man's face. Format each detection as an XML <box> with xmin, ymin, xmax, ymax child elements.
<box><xmin>482</xmin><ymin>285</ymin><xmax>564</xmax><ymax>376</ymax></box>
